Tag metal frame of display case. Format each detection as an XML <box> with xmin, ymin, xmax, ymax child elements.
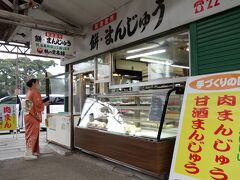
<box><xmin>157</xmin><ymin>86</ymin><xmax>185</xmax><ymax>141</ymax></box>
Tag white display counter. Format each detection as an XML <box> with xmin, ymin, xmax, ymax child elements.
<box><xmin>46</xmin><ymin>113</ymin><xmax>80</xmax><ymax>149</ymax></box>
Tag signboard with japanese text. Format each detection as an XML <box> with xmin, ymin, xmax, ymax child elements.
<box><xmin>0</xmin><ymin>104</ymin><xmax>18</xmax><ymax>131</ymax></box>
<box><xmin>31</xmin><ymin>29</ymin><xmax>74</xmax><ymax>58</ymax></box>
<box><xmin>62</xmin><ymin>0</ymin><xmax>240</xmax><ymax>65</ymax></box>
<box><xmin>169</xmin><ymin>71</ymin><xmax>240</xmax><ymax>180</ymax></box>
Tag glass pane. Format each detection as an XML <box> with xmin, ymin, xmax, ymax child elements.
<box><xmin>73</xmin><ymin>59</ymin><xmax>95</xmax><ymax>73</ymax></box>
<box><xmin>73</xmin><ymin>72</ymin><xmax>95</xmax><ymax>114</ymax></box>
<box><xmin>112</xmin><ymin>30</ymin><xmax>189</xmax><ymax>85</ymax></box>
<box><xmin>96</xmin><ymin>54</ymin><xmax>111</xmax><ymax>81</ymax></box>
<box><xmin>73</xmin><ymin>74</ymin><xmax>81</xmax><ymax>114</ymax></box>
<box><xmin>161</xmin><ymin>92</ymin><xmax>183</xmax><ymax>139</ymax></box>
<box><xmin>48</xmin><ymin>74</ymin><xmax>69</xmax><ymax>114</ymax></box>
<box><xmin>78</xmin><ymin>89</ymin><xmax>178</xmax><ymax>140</ymax></box>
<box><xmin>73</xmin><ymin>58</ymin><xmax>96</xmax><ymax>114</ymax></box>
<box><xmin>95</xmin><ymin>82</ymin><xmax>109</xmax><ymax>94</ymax></box>
<box><xmin>49</xmin><ymin>75</ymin><xmax>69</xmax><ymax>96</ymax></box>
<box><xmin>78</xmin><ymin>88</ymin><xmax>184</xmax><ymax>140</ymax></box>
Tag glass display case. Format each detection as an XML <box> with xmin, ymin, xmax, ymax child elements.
<box><xmin>77</xmin><ymin>87</ymin><xmax>183</xmax><ymax>141</ymax></box>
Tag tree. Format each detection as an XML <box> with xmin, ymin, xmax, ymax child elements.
<box><xmin>0</xmin><ymin>57</ymin><xmax>57</xmax><ymax>97</ymax></box>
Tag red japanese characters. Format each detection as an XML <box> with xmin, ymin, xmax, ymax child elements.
<box><xmin>194</xmin><ymin>0</ymin><xmax>220</xmax><ymax>14</ymax></box>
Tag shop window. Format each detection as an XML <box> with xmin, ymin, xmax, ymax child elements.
<box><xmin>73</xmin><ymin>58</ymin><xmax>96</xmax><ymax>113</ymax></box>
<box><xmin>48</xmin><ymin>74</ymin><xmax>69</xmax><ymax>114</ymax></box>
<box><xmin>112</xmin><ymin>30</ymin><xmax>189</xmax><ymax>86</ymax></box>
<box><xmin>95</xmin><ymin>82</ymin><xmax>109</xmax><ymax>95</ymax></box>
<box><xmin>73</xmin><ymin>55</ymin><xmax>110</xmax><ymax>113</ymax></box>
<box><xmin>73</xmin><ymin>72</ymin><xmax>94</xmax><ymax>114</ymax></box>
<box><xmin>73</xmin><ymin>59</ymin><xmax>95</xmax><ymax>73</ymax></box>
<box><xmin>96</xmin><ymin>53</ymin><xmax>111</xmax><ymax>82</ymax></box>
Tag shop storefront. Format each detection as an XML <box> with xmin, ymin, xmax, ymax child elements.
<box><xmin>60</xmin><ymin>0</ymin><xmax>240</xmax><ymax>176</ymax></box>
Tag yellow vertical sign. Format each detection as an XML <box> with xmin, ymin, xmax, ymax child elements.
<box><xmin>169</xmin><ymin>71</ymin><xmax>240</xmax><ymax>180</ymax></box>
<box><xmin>174</xmin><ymin>92</ymin><xmax>240</xmax><ymax>179</ymax></box>
<box><xmin>0</xmin><ymin>105</ymin><xmax>17</xmax><ymax>131</ymax></box>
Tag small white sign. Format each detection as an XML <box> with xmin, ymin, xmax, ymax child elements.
<box><xmin>31</xmin><ymin>29</ymin><xmax>74</xmax><ymax>58</ymax></box>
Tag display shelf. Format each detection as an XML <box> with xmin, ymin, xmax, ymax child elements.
<box><xmin>113</xmin><ymin>105</ymin><xmax>150</xmax><ymax>110</ymax></box>
<box><xmin>78</xmin><ymin>88</ymin><xmax>183</xmax><ymax>140</ymax></box>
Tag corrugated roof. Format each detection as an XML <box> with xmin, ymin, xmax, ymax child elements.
<box><xmin>0</xmin><ymin>0</ymin><xmax>131</xmax><ymax>43</ymax></box>
<box><xmin>41</xmin><ymin>0</ymin><xmax>131</xmax><ymax>27</ymax></box>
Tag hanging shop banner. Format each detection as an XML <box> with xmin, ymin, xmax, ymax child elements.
<box><xmin>31</xmin><ymin>29</ymin><xmax>74</xmax><ymax>58</ymax></box>
<box><xmin>169</xmin><ymin>71</ymin><xmax>240</xmax><ymax>180</ymax></box>
<box><xmin>62</xmin><ymin>0</ymin><xmax>240</xmax><ymax>64</ymax></box>
<box><xmin>0</xmin><ymin>104</ymin><xmax>18</xmax><ymax>131</ymax></box>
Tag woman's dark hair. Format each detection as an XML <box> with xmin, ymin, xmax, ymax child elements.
<box><xmin>26</xmin><ymin>79</ymin><xmax>38</xmax><ymax>88</ymax></box>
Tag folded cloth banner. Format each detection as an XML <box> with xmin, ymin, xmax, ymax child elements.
<box><xmin>21</xmin><ymin>99</ymin><xmax>33</xmax><ymax>115</ymax></box>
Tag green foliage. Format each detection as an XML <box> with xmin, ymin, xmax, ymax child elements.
<box><xmin>0</xmin><ymin>57</ymin><xmax>57</xmax><ymax>97</ymax></box>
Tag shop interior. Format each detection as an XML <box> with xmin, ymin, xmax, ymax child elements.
<box><xmin>73</xmin><ymin>30</ymin><xmax>189</xmax><ymax>141</ymax></box>
<box><xmin>111</xmin><ymin>30</ymin><xmax>189</xmax><ymax>88</ymax></box>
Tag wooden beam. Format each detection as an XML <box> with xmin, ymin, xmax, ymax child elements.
<box><xmin>0</xmin><ymin>10</ymin><xmax>84</xmax><ymax>36</ymax></box>
<box><xmin>18</xmin><ymin>4</ymin><xmax>82</xmax><ymax>29</ymax></box>
<box><xmin>40</xmin><ymin>5</ymin><xmax>82</xmax><ymax>28</ymax></box>
<box><xmin>13</xmin><ymin>0</ymin><xmax>19</xmax><ymax>13</ymax></box>
<box><xmin>19</xmin><ymin>3</ymin><xmax>29</xmax><ymax>11</ymax></box>
<box><xmin>0</xmin><ymin>18</ymin><xmax>83</xmax><ymax>36</ymax></box>
<box><xmin>1</xmin><ymin>1</ymin><xmax>18</xmax><ymax>41</ymax></box>
<box><xmin>19</xmin><ymin>4</ymin><xmax>81</xmax><ymax>28</ymax></box>
<box><xmin>2</xmin><ymin>24</ymin><xmax>15</xmax><ymax>41</ymax></box>
<box><xmin>1</xmin><ymin>0</ymin><xmax>14</xmax><ymax>9</ymax></box>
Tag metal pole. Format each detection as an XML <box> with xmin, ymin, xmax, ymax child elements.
<box><xmin>15</xmin><ymin>47</ymin><xmax>19</xmax><ymax>135</ymax></box>
<box><xmin>16</xmin><ymin>48</ymin><xmax>19</xmax><ymax>91</ymax></box>
<box><xmin>45</xmin><ymin>72</ymin><xmax>50</xmax><ymax>114</ymax></box>
<box><xmin>70</xmin><ymin>65</ymin><xmax>74</xmax><ymax>150</ymax></box>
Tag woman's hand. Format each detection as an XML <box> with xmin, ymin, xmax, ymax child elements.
<box><xmin>44</xmin><ymin>101</ymin><xmax>49</xmax><ymax>106</ymax></box>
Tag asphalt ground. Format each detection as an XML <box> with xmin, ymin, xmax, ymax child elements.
<box><xmin>0</xmin><ymin>132</ymin><xmax>165</xmax><ymax>180</ymax></box>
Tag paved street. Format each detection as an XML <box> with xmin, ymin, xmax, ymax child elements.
<box><xmin>0</xmin><ymin>131</ymin><xmax>50</xmax><ymax>160</ymax></box>
<box><xmin>0</xmin><ymin>132</ymin><xmax>163</xmax><ymax>180</ymax></box>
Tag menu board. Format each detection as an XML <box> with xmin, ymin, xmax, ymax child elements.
<box><xmin>149</xmin><ymin>93</ymin><xmax>166</xmax><ymax>121</ymax></box>
<box><xmin>0</xmin><ymin>104</ymin><xmax>18</xmax><ymax>131</ymax></box>
<box><xmin>169</xmin><ymin>71</ymin><xmax>240</xmax><ymax>180</ymax></box>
